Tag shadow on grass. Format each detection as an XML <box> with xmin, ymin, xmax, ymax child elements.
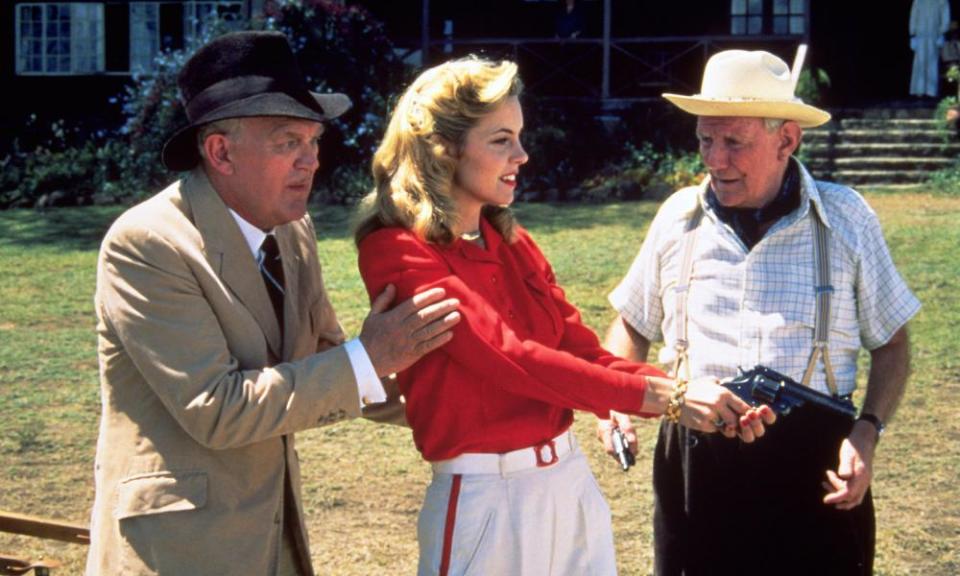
<box><xmin>0</xmin><ymin>207</ymin><xmax>125</xmax><ymax>251</ymax></box>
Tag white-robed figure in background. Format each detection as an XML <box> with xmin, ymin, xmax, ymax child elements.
<box><xmin>910</xmin><ymin>0</ymin><xmax>950</xmax><ymax>97</ymax></box>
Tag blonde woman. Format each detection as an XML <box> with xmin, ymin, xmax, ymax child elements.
<box><xmin>354</xmin><ymin>57</ymin><xmax>768</xmax><ymax>575</ymax></box>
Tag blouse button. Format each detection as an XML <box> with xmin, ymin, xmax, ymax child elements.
<box><xmin>508</xmin><ymin>311</ymin><xmax>516</xmax><ymax>319</ymax></box>
<box><xmin>491</xmin><ymin>276</ymin><xmax>498</xmax><ymax>284</ymax></box>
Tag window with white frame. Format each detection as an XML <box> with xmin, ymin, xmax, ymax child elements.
<box><xmin>129</xmin><ymin>2</ymin><xmax>160</xmax><ymax>73</ymax></box>
<box><xmin>183</xmin><ymin>1</ymin><xmax>244</xmax><ymax>48</ymax></box>
<box><xmin>16</xmin><ymin>3</ymin><xmax>105</xmax><ymax>74</ymax></box>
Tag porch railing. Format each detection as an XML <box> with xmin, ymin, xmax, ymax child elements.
<box><xmin>397</xmin><ymin>35</ymin><xmax>804</xmax><ymax>105</ymax></box>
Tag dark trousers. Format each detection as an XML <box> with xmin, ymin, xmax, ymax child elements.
<box><xmin>653</xmin><ymin>407</ymin><xmax>875</xmax><ymax>576</ymax></box>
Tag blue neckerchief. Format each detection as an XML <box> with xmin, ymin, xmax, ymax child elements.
<box><xmin>706</xmin><ymin>161</ymin><xmax>800</xmax><ymax>250</ymax></box>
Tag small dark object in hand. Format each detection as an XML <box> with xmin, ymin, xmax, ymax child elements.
<box><xmin>612</xmin><ymin>427</ymin><xmax>635</xmax><ymax>472</ymax></box>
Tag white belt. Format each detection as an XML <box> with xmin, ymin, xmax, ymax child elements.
<box><xmin>431</xmin><ymin>430</ymin><xmax>576</xmax><ymax>477</ymax></box>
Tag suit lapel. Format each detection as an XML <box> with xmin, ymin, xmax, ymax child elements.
<box><xmin>183</xmin><ymin>170</ymin><xmax>283</xmax><ymax>359</ymax></box>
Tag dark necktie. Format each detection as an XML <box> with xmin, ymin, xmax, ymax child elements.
<box><xmin>258</xmin><ymin>234</ymin><xmax>285</xmax><ymax>334</ymax></box>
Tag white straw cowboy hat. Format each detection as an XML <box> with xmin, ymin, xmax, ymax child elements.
<box><xmin>663</xmin><ymin>49</ymin><xmax>830</xmax><ymax>128</ymax></box>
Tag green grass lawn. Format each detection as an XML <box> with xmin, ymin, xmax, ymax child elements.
<box><xmin>1</xmin><ymin>193</ymin><xmax>957</xmax><ymax>574</ymax></box>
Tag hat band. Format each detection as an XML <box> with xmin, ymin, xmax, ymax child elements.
<box><xmin>185</xmin><ymin>75</ymin><xmax>306</xmax><ymax>121</ymax></box>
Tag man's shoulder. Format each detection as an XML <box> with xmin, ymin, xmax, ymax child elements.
<box><xmin>654</xmin><ymin>185</ymin><xmax>703</xmax><ymax>225</ymax></box>
<box><xmin>103</xmin><ymin>179</ymin><xmax>192</xmax><ymax>248</ymax></box>
<box><xmin>278</xmin><ymin>212</ymin><xmax>319</xmax><ymax>254</ymax></box>
<box><xmin>812</xmin><ymin>177</ymin><xmax>878</xmax><ymax>227</ymax></box>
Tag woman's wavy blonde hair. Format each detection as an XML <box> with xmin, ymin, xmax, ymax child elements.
<box><xmin>354</xmin><ymin>56</ymin><xmax>523</xmax><ymax>246</ymax></box>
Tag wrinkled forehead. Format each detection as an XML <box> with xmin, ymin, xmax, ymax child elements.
<box><xmin>695</xmin><ymin>116</ymin><xmax>767</xmax><ymax>133</ymax></box>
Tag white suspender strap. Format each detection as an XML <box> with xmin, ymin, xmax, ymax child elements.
<box><xmin>800</xmin><ymin>204</ymin><xmax>840</xmax><ymax>395</ymax></box>
<box><xmin>672</xmin><ymin>206</ymin><xmax>702</xmax><ymax>382</ymax></box>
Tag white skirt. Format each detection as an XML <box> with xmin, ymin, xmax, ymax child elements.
<box><xmin>417</xmin><ymin>433</ymin><xmax>617</xmax><ymax>576</ymax></box>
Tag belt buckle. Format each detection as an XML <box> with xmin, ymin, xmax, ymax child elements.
<box><xmin>534</xmin><ymin>439</ymin><xmax>559</xmax><ymax>468</ymax></box>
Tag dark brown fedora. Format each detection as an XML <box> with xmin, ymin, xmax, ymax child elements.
<box><xmin>161</xmin><ymin>30</ymin><xmax>352</xmax><ymax>171</ymax></box>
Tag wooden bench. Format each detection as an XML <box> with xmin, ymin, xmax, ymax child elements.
<box><xmin>0</xmin><ymin>511</ymin><xmax>89</xmax><ymax>576</ymax></box>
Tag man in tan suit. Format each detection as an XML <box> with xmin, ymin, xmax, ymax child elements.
<box><xmin>86</xmin><ymin>31</ymin><xmax>460</xmax><ymax>575</ymax></box>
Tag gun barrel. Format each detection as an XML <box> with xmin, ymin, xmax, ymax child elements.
<box><xmin>749</xmin><ymin>365</ymin><xmax>856</xmax><ymax>419</ymax></box>
<box><xmin>780</xmin><ymin>382</ymin><xmax>857</xmax><ymax>419</ymax></box>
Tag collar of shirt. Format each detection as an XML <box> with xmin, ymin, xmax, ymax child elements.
<box><xmin>705</xmin><ymin>160</ymin><xmax>800</xmax><ymax>250</ymax></box>
<box><xmin>700</xmin><ymin>158</ymin><xmax>832</xmax><ymax>249</ymax></box>
<box><xmin>444</xmin><ymin>216</ymin><xmax>503</xmax><ymax>263</ymax></box>
<box><xmin>228</xmin><ymin>208</ymin><xmax>273</xmax><ymax>258</ymax></box>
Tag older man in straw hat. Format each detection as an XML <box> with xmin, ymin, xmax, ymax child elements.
<box><xmin>598</xmin><ymin>50</ymin><xmax>919</xmax><ymax>575</ymax></box>
<box><xmin>86</xmin><ymin>31</ymin><xmax>460</xmax><ymax>576</ymax></box>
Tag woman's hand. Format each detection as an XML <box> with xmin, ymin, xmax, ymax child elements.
<box><xmin>680</xmin><ymin>377</ymin><xmax>777</xmax><ymax>441</ymax></box>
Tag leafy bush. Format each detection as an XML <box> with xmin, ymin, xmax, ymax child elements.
<box><xmin>0</xmin><ymin>118</ymin><xmax>125</xmax><ymax>208</ymax></box>
<box><xmin>795</xmin><ymin>67</ymin><xmax>831</xmax><ymax>106</ymax></box>
<box><xmin>566</xmin><ymin>142</ymin><xmax>704</xmax><ymax>202</ymax></box>
<box><xmin>1</xmin><ymin>2</ymin><xmax>407</xmax><ymax>208</ymax></box>
<box><xmin>518</xmin><ymin>101</ymin><xmax>632</xmax><ymax>201</ymax></box>
<box><xmin>265</xmin><ymin>0</ymin><xmax>408</xmax><ymax>203</ymax></box>
<box><xmin>316</xmin><ymin>164</ymin><xmax>373</xmax><ymax>205</ymax></box>
<box><xmin>110</xmin><ymin>48</ymin><xmax>193</xmax><ymax>203</ymax></box>
<box><xmin>926</xmin><ymin>159</ymin><xmax>960</xmax><ymax>195</ymax></box>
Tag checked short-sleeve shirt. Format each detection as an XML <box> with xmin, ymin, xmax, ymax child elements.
<box><xmin>609</xmin><ymin>160</ymin><xmax>920</xmax><ymax>396</ymax></box>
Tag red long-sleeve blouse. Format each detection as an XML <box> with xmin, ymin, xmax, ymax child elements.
<box><xmin>357</xmin><ymin>217</ymin><xmax>665</xmax><ymax>461</ymax></box>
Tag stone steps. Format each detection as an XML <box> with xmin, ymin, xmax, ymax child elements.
<box><xmin>802</xmin><ymin>107</ymin><xmax>957</xmax><ymax>185</ymax></box>
<box><xmin>806</xmin><ymin>156</ymin><xmax>955</xmax><ymax>171</ymax></box>
<box><xmin>839</xmin><ymin>118</ymin><xmax>941</xmax><ymax>130</ymax></box>
<box><xmin>830</xmin><ymin>170</ymin><xmax>935</xmax><ymax>186</ymax></box>
<box><xmin>805</xmin><ymin>129</ymin><xmax>950</xmax><ymax>144</ymax></box>
<box><xmin>804</xmin><ymin>142</ymin><xmax>960</xmax><ymax>157</ymax></box>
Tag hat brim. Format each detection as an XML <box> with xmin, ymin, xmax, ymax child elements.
<box><xmin>662</xmin><ymin>93</ymin><xmax>831</xmax><ymax>128</ymax></box>
<box><xmin>162</xmin><ymin>91</ymin><xmax>352</xmax><ymax>172</ymax></box>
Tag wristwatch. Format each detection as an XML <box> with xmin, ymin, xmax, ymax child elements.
<box><xmin>857</xmin><ymin>413</ymin><xmax>886</xmax><ymax>441</ymax></box>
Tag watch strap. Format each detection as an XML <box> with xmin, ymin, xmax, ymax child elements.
<box><xmin>857</xmin><ymin>413</ymin><xmax>885</xmax><ymax>439</ymax></box>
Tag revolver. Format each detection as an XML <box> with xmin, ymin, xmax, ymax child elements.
<box><xmin>612</xmin><ymin>427</ymin><xmax>636</xmax><ymax>472</ymax></box>
<box><xmin>722</xmin><ymin>365</ymin><xmax>856</xmax><ymax>420</ymax></box>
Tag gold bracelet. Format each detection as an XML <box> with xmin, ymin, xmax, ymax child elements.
<box><xmin>664</xmin><ymin>379</ymin><xmax>688</xmax><ymax>423</ymax></box>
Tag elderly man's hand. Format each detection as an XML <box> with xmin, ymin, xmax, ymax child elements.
<box><xmin>360</xmin><ymin>285</ymin><xmax>460</xmax><ymax>377</ymax></box>
<box><xmin>822</xmin><ymin>419</ymin><xmax>876</xmax><ymax>510</ymax></box>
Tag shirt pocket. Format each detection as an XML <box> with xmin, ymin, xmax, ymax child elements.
<box><xmin>114</xmin><ymin>470</ymin><xmax>207</xmax><ymax>520</ymax></box>
<box><xmin>523</xmin><ymin>272</ymin><xmax>564</xmax><ymax>347</ymax></box>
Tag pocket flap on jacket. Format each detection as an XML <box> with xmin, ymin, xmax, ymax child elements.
<box><xmin>114</xmin><ymin>471</ymin><xmax>207</xmax><ymax>520</ymax></box>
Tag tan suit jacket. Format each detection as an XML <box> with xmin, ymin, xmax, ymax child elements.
<box><xmin>86</xmin><ymin>170</ymin><xmax>399</xmax><ymax>575</ymax></box>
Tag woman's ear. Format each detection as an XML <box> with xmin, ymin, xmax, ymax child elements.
<box><xmin>429</xmin><ymin>134</ymin><xmax>458</xmax><ymax>160</ymax></box>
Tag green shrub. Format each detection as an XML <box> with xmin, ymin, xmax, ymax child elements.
<box><xmin>0</xmin><ymin>118</ymin><xmax>125</xmax><ymax>208</ymax></box>
<box><xmin>266</xmin><ymin>0</ymin><xmax>407</xmax><ymax>161</ymax></box>
<box><xmin>795</xmin><ymin>67</ymin><xmax>831</xmax><ymax>106</ymax></box>
<box><xmin>925</xmin><ymin>159</ymin><xmax>960</xmax><ymax>195</ymax></box>
<box><xmin>566</xmin><ymin>143</ymin><xmax>704</xmax><ymax>202</ymax></box>
<box><xmin>1</xmin><ymin>2</ymin><xmax>407</xmax><ymax>208</ymax></box>
<box><xmin>315</xmin><ymin>164</ymin><xmax>373</xmax><ymax>205</ymax></box>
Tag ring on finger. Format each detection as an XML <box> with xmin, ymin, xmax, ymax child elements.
<box><xmin>712</xmin><ymin>417</ymin><xmax>726</xmax><ymax>428</ymax></box>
